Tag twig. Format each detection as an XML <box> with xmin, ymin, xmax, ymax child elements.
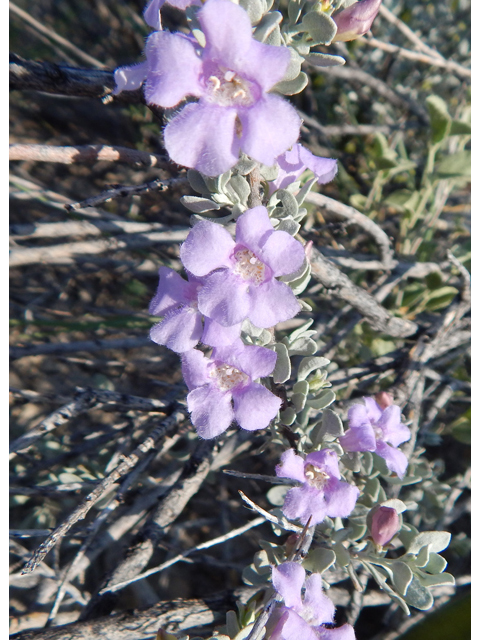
<box><xmin>81</xmin><ymin>438</ymin><xmax>216</xmax><ymax>620</ymax></box>
<box><xmin>9</xmin><ymin>53</ymin><xmax>141</xmax><ymax>103</ymax></box>
<box><xmin>100</xmin><ymin>517</ymin><xmax>265</xmax><ymax>595</ymax></box>
<box><xmin>305</xmin><ymin>192</ymin><xmax>396</xmax><ymax>268</ymax></box>
<box><xmin>21</xmin><ymin>409</ymin><xmax>185</xmax><ymax>574</ymax></box>
<box><xmin>10</xmin><ymin>2</ymin><xmax>105</xmax><ymax>69</ymax></box>
<box><xmin>10</xmin><ymin>336</ymin><xmax>153</xmax><ymax>360</ymax></box>
<box><xmin>10</xmin><ymin>227</ymin><xmax>189</xmax><ymax>268</ymax></box>
<box><xmin>65</xmin><ymin>176</ymin><xmax>188</xmax><ymax>211</ymax></box>
<box><xmin>309</xmin><ymin>246</ymin><xmax>418</xmax><ymax>338</ymax></box>
<box><xmin>238</xmin><ymin>491</ymin><xmax>302</xmax><ymax>534</ymax></box>
<box><xmin>363</xmin><ymin>36</ymin><xmax>471</xmax><ymax>79</ymax></box>
<box><xmin>223</xmin><ymin>470</ymin><xmax>293</xmax><ymax>484</ymax></box>
<box><xmin>9</xmin><ymin>144</ymin><xmax>169</xmax><ymax>169</ymax></box>
<box><xmin>247</xmin><ymin>166</ymin><xmax>263</xmax><ymax>208</ymax></box>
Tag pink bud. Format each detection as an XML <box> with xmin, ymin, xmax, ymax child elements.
<box><xmin>370</xmin><ymin>506</ymin><xmax>400</xmax><ymax>547</ymax></box>
<box><xmin>332</xmin><ymin>0</ymin><xmax>383</xmax><ymax>42</ymax></box>
<box><xmin>375</xmin><ymin>391</ymin><xmax>394</xmax><ymax>409</ymax></box>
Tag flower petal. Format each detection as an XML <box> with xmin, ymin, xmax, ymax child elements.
<box><xmin>164</xmin><ymin>102</ymin><xmax>240</xmax><ymax>176</ymax></box>
<box><xmin>305</xmin><ymin>449</ymin><xmax>341</xmax><ymax>480</ymax></box>
<box><xmin>235</xmin><ymin>206</ymin><xmax>274</xmax><ymax>256</ymax></box>
<box><xmin>180</xmin><ymin>219</ymin><xmax>234</xmax><ymax>276</ymax></box>
<box><xmin>271</xmin><ymin>609</ymin><xmax>320</xmax><ymax>640</ymax></box>
<box><xmin>324</xmin><ymin>478</ymin><xmax>359</xmax><ymax>518</ymax></box>
<box><xmin>378</xmin><ymin>405</ymin><xmax>411</xmax><ymax>447</ymax></box>
<box><xmin>202</xmin><ymin>317</ymin><xmax>241</xmax><ymax>347</ymax></box>
<box><xmin>364</xmin><ymin>396</ymin><xmax>383</xmax><ymax>423</ymax></box>
<box><xmin>239</xmin><ymin>95</ymin><xmax>301</xmax><ymax>167</ymax></box>
<box><xmin>303</xmin><ymin>573</ymin><xmax>335</xmax><ymax>625</ymax></box>
<box><xmin>214</xmin><ymin>342</ymin><xmax>277</xmax><ymax>379</ymax></box>
<box><xmin>232</xmin><ymin>382</ymin><xmax>281</xmax><ymax>431</ymax></box>
<box><xmin>282</xmin><ymin>485</ymin><xmax>327</xmax><ymax>526</ymax></box>
<box><xmin>113</xmin><ymin>62</ymin><xmax>148</xmax><ymax>95</ymax></box>
<box><xmin>238</xmin><ymin>38</ymin><xmax>291</xmax><ymax>91</ymax></box>
<box><xmin>149</xmin><ymin>266</ymin><xmax>195</xmax><ymax>315</ymax></box>
<box><xmin>276</xmin><ymin>449</ymin><xmax>306</xmax><ymax>483</ymax></box>
<box><xmin>187</xmin><ymin>385</ymin><xmax>234</xmax><ymax>438</ymax></box>
<box><xmin>149</xmin><ymin>307</ymin><xmax>202</xmax><ymax>353</ymax></box>
<box><xmin>198</xmin><ymin>270</ymin><xmax>251</xmax><ymax>327</ymax></box>
<box><xmin>339</xmin><ymin>424</ymin><xmax>376</xmax><ymax>452</ymax></box>
<box><xmin>375</xmin><ymin>441</ymin><xmax>409</xmax><ymax>478</ymax></box>
<box><xmin>347</xmin><ymin>403</ymin><xmax>371</xmax><ymax>428</ymax></box>
<box><xmin>260</xmin><ymin>229</ymin><xmax>305</xmax><ymax>277</ymax></box>
<box><xmin>248</xmin><ymin>279</ymin><xmax>301</xmax><ymax>328</ymax></box>
<box><xmin>144</xmin><ymin>31</ymin><xmax>203</xmax><ymax>107</ymax></box>
<box><xmin>181</xmin><ymin>349</ymin><xmax>210</xmax><ymax>390</ymax></box>
<box><xmin>272</xmin><ymin>562</ymin><xmax>305</xmax><ymax>610</ymax></box>
<box><xmin>298</xmin><ymin>145</ymin><xmax>338</xmax><ymax>184</ymax></box>
<box><xmin>143</xmin><ymin>0</ymin><xmax>165</xmax><ymax>30</ymax></box>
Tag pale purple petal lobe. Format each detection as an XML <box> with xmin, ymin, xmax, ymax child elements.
<box><xmin>150</xmin><ymin>307</ymin><xmax>202</xmax><ymax>353</ymax></box>
<box><xmin>375</xmin><ymin>441</ymin><xmax>409</xmax><ymax>478</ymax></box>
<box><xmin>180</xmin><ymin>220</ymin><xmax>234</xmax><ymax>276</ymax></box>
<box><xmin>272</xmin><ymin>562</ymin><xmax>305</xmax><ymax>610</ymax></box>
<box><xmin>232</xmin><ymin>382</ymin><xmax>281</xmax><ymax>431</ymax></box>
<box><xmin>276</xmin><ymin>449</ymin><xmax>307</xmax><ymax>483</ymax></box>
<box><xmin>303</xmin><ymin>573</ymin><xmax>335</xmax><ymax>625</ymax></box>
<box><xmin>113</xmin><ymin>62</ymin><xmax>148</xmax><ymax>95</ymax></box>
<box><xmin>198</xmin><ymin>270</ymin><xmax>251</xmax><ymax>326</ymax></box>
<box><xmin>339</xmin><ymin>424</ymin><xmax>376</xmax><ymax>451</ymax></box>
<box><xmin>260</xmin><ymin>230</ymin><xmax>305</xmax><ymax>277</ymax></box>
<box><xmin>248</xmin><ymin>279</ymin><xmax>301</xmax><ymax>328</ymax></box>
<box><xmin>181</xmin><ymin>349</ymin><xmax>209</xmax><ymax>390</ymax></box>
<box><xmin>187</xmin><ymin>386</ymin><xmax>234</xmax><ymax>438</ymax></box>
<box><xmin>235</xmin><ymin>207</ymin><xmax>275</xmax><ymax>256</ymax></box>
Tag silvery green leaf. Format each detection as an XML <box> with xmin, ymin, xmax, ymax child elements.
<box><xmin>270</xmin><ymin>189</ymin><xmax>299</xmax><ymax>217</ymax></box>
<box><xmin>266</xmin><ymin>484</ymin><xmax>289</xmax><ymax>506</ymax></box>
<box><xmin>292</xmin><ymin>392</ymin><xmax>307</xmax><ymax>412</ymax></box>
<box><xmin>274</xmin><ymin>72</ymin><xmax>308</xmax><ymax>96</ymax></box>
<box><xmin>212</xmin><ymin>193</ymin><xmax>234</xmax><ymax>206</ymax></box>
<box><xmin>372</xmin><ymin>452</ymin><xmax>390</xmax><ymax>475</ymax></box>
<box><xmin>204</xmin><ymin>173</ymin><xmax>230</xmax><ymax>193</ymax></box>
<box><xmin>225</xmin><ymin>174</ymin><xmax>251</xmax><ymax>205</ymax></box>
<box><xmin>287</xmin><ymin>319</ymin><xmax>314</xmax><ymax>342</ymax></box>
<box><xmin>366</xmin><ymin>563</ymin><xmax>411</xmax><ymax>615</ymax></box>
<box><xmin>299</xmin><ymin>299</ymin><xmax>313</xmax><ymax>311</ymax></box>
<box><xmin>408</xmin><ymin>531</ymin><xmax>451</xmax><ymax>555</ymax></box>
<box><xmin>275</xmin><ymin>217</ymin><xmax>301</xmax><ymax>235</ymax></box>
<box><xmin>303</xmin><ymin>52</ymin><xmax>346</xmax><ymax>67</ymax></box>
<box><xmin>181</xmin><ymin>195</ymin><xmax>221</xmax><ymax>213</ymax></box>
<box><xmin>264</xmin><ymin>24</ymin><xmax>282</xmax><ymax>45</ymax></box>
<box><xmin>293</xmin><ymin>380</ymin><xmax>309</xmax><ymax>395</ymax></box>
<box><xmin>191</xmin><ymin>212</ymin><xmax>233</xmax><ymax>225</ymax></box>
<box><xmin>348</xmin><ymin>522</ymin><xmax>367</xmax><ymax>541</ymax></box>
<box><xmin>281</xmin><ymin>257</ymin><xmax>308</xmax><ymax>282</ymax></box>
<box><xmin>272</xmin><ymin>342</ymin><xmax>291</xmax><ymax>383</ymax></box>
<box><xmin>416</xmin><ymin>544</ymin><xmax>431</xmax><ymax>568</ymax></box>
<box><xmin>383</xmin><ymin>475</ymin><xmax>423</xmax><ymax>486</ymax></box>
<box><xmin>288</xmin><ymin>0</ymin><xmax>307</xmax><ymax>25</ymax></box>
<box><xmin>333</xmin><ymin>542</ymin><xmax>350</xmax><ymax>567</ymax></box>
<box><xmin>234</xmin><ymin>156</ymin><xmax>257</xmax><ymax>175</ymax></box>
<box><xmin>282</xmin><ymin>47</ymin><xmax>303</xmax><ymax>82</ymax></box>
<box><xmin>302</xmin><ymin>10</ymin><xmax>337</xmax><ymax>45</ymax></box>
<box><xmin>233</xmin><ymin>626</ymin><xmax>256</xmax><ymax>640</ymax></box>
<box><xmin>319</xmin><ymin>408</ymin><xmax>344</xmax><ymax>438</ymax></box>
<box><xmin>426</xmin><ymin>94</ymin><xmax>451</xmax><ymax>144</ymax></box>
<box><xmin>298</xmin><ymin>356</ymin><xmax>329</xmax><ymax>380</ymax></box>
<box><xmin>239</xmin><ymin>0</ymin><xmax>267</xmax><ymax>24</ymax></box>
<box><xmin>187</xmin><ymin>169</ymin><xmax>210</xmax><ymax>195</ymax></box>
<box><xmin>404</xmin><ymin>575</ymin><xmax>434</xmax><ymax>610</ymax></box>
<box><xmin>280</xmin><ymin>406</ymin><xmax>297</xmax><ymax>425</ymax></box>
<box><xmin>450</xmin><ymin>119</ymin><xmax>471</xmax><ymax>135</ymax></box>
<box><xmin>303</xmin><ymin>547</ymin><xmax>336</xmax><ymax>574</ymax></box>
<box><xmin>242</xmin><ymin>565</ymin><xmax>268</xmax><ymax>586</ymax></box>
<box><xmin>307</xmin><ymin>389</ymin><xmax>335</xmax><ymax>409</ymax></box>
<box><xmin>364</xmin><ymin>477</ymin><xmax>381</xmax><ymax>501</ymax></box>
<box><xmin>293</xmin><ymin>206</ymin><xmax>308</xmax><ymax>222</ymax></box>
<box><xmin>342</xmin><ymin>452</ymin><xmax>361</xmax><ymax>472</ymax></box>
<box><xmin>325</xmin><ymin>441</ymin><xmax>343</xmax><ymax>457</ymax></box>
<box><xmin>242</xmin><ymin>318</ymin><xmax>265</xmax><ymax>338</ymax></box>
<box><xmin>391</xmin><ymin>561</ymin><xmax>413</xmax><ymax>596</ymax></box>
<box><xmin>258</xmin><ymin>163</ymin><xmax>279</xmax><ymax>181</ymax></box>
<box><xmin>417</xmin><ymin>572</ymin><xmax>455</xmax><ymax>588</ymax></box>
<box><xmin>360</xmin><ymin>451</ymin><xmax>374</xmax><ymax>476</ymax></box>
<box><xmin>226</xmin><ymin>611</ymin><xmax>240</xmax><ymax>639</ymax></box>
<box><xmin>254</xmin><ymin>10</ymin><xmax>283</xmax><ymax>42</ymax></box>
<box><xmin>285</xmin><ymin>180</ymin><xmax>302</xmax><ymax>194</ymax></box>
<box><xmin>231</xmin><ymin>203</ymin><xmax>246</xmax><ymax>219</ymax></box>
<box><xmin>423</xmin><ymin>552</ymin><xmax>447</xmax><ymax>574</ymax></box>
<box><xmin>380</xmin><ymin>499</ymin><xmax>407</xmax><ymax>514</ymax></box>
<box><xmin>435</xmin><ymin>150</ymin><xmax>471</xmax><ymax>179</ymax></box>
<box><xmin>288</xmin><ymin>336</ymin><xmax>317</xmax><ymax>356</ymax></box>
<box><xmin>295</xmin><ymin>177</ymin><xmax>317</xmax><ymax>206</ymax></box>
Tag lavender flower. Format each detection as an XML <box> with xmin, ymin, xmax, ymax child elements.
<box><xmin>181</xmin><ymin>340</ymin><xmax>281</xmax><ymax>438</ymax></box>
<box><xmin>149</xmin><ymin>267</ymin><xmax>240</xmax><ymax>353</ymax></box>
<box><xmin>115</xmin><ymin>0</ymin><xmax>301</xmax><ymax>176</ymax></box>
<box><xmin>143</xmin><ymin>0</ymin><xmax>200</xmax><ymax>31</ymax></box>
<box><xmin>180</xmin><ymin>207</ymin><xmax>305</xmax><ymax>328</ymax></box>
<box><xmin>270</xmin><ymin>562</ymin><xmax>356</xmax><ymax>640</ymax></box>
<box><xmin>270</xmin><ymin>144</ymin><xmax>338</xmax><ymax>194</ymax></box>
<box><xmin>275</xmin><ymin>449</ymin><xmax>359</xmax><ymax>526</ymax></box>
<box><xmin>339</xmin><ymin>397</ymin><xmax>411</xmax><ymax>478</ymax></box>
<box><xmin>332</xmin><ymin>0</ymin><xmax>383</xmax><ymax>43</ymax></box>
<box><xmin>369</xmin><ymin>506</ymin><xmax>400</xmax><ymax>547</ymax></box>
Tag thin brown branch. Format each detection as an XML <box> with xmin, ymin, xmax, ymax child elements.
<box><xmin>10</xmin><ymin>336</ymin><xmax>152</xmax><ymax>360</ymax></box>
<box><xmin>9</xmin><ymin>144</ymin><xmax>169</xmax><ymax>169</ymax></box>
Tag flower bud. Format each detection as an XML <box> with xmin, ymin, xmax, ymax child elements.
<box><xmin>369</xmin><ymin>506</ymin><xmax>400</xmax><ymax>547</ymax></box>
<box><xmin>375</xmin><ymin>391</ymin><xmax>394</xmax><ymax>409</ymax></box>
<box><xmin>332</xmin><ymin>0</ymin><xmax>383</xmax><ymax>42</ymax></box>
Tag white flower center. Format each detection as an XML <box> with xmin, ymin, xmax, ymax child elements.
<box><xmin>209</xmin><ymin>363</ymin><xmax>249</xmax><ymax>391</ymax></box>
<box><xmin>373</xmin><ymin>424</ymin><xmax>384</xmax><ymax>441</ymax></box>
<box><xmin>206</xmin><ymin>69</ymin><xmax>255</xmax><ymax>107</ymax></box>
<box><xmin>304</xmin><ymin>464</ymin><xmax>330</xmax><ymax>489</ymax></box>
<box><xmin>233</xmin><ymin>248</ymin><xmax>266</xmax><ymax>285</ymax></box>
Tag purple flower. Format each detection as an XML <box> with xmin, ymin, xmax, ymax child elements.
<box><xmin>182</xmin><ymin>340</ymin><xmax>281</xmax><ymax>438</ymax></box>
<box><xmin>270</xmin><ymin>562</ymin><xmax>356</xmax><ymax>640</ymax></box>
<box><xmin>275</xmin><ymin>449</ymin><xmax>359</xmax><ymax>526</ymax></box>
<box><xmin>332</xmin><ymin>0</ymin><xmax>383</xmax><ymax>43</ymax></box>
<box><xmin>180</xmin><ymin>206</ymin><xmax>305</xmax><ymax>328</ymax></box>
<box><xmin>143</xmin><ymin>0</ymin><xmax>200</xmax><ymax>31</ymax></box>
<box><xmin>270</xmin><ymin>144</ymin><xmax>338</xmax><ymax>194</ymax></box>
<box><xmin>339</xmin><ymin>397</ymin><xmax>411</xmax><ymax>478</ymax></box>
<box><xmin>149</xmin><ymin>267</ymin><xmax>240</xmax><ymax>353</ymax></box>
<box><xmin>369</xmin><ymin>506</ymin><xmax>400</xmax><ymax>547</ymax></box>
<box><xmin>115</xmin><ymin>0</ymin><xmax>301</xmax><ymax>176</ymax></box>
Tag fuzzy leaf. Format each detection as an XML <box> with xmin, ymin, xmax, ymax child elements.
<box><xmin>435</xmin><ymin>150</ymin><xmax>471</xmax><ymax>178</ymax></box>
<box><xmin>408</xmin><ymin>531</ymin><xmax>451</xmax><ymax>555</ymax></box>
<box><xmin>302</xmin><ymin>10</ymin><xmax>337</xmax><ymax>44</ymax></box>
<box><xmin>297</xmin><ymin>356</ymin><xmax>330</xmax><ymax>380</ymax></box>
<box><xmin>303</xmin><ymin>52</ymin><xmax>345</xmax><ymax>67</ymax></box>
<box><xmin>307</xmin><ymin>389</ymin><xmax>336</xmax><ymax>410</ymax></box>
<box><xmin>303</xmin><ymin>547</ymin><xmax>336</xmax><ymax>573</ymax></box>
<box><xmin>391</xmin><ymin>561</ymin><xmax>414</xmax><ymax>596</ymax></box>
<box><xmin>274</xmin><ymin>72</ymin><xmax>309</xmax><ymax>95</ymax></box>
<box><xmin>426</xmin><ymin>95</ymin><xmax>451</xmax><ymax>144</ymax></box>
<box><xmin>404</xmin><ymin>575</ymin><xmax>435</xmax><ymax>610</ymax></box>
<box><xmin>254</xmin><ymin>10</ymin><xmax>283</xmax><ymax>42</ymax></box>
<box><xmin>181</xmin><ymin>196</ymin><xmax>220</xmax><ymax>213</ymax></box>
<box><xmin>272</xmin><ymin>342</ymin><xmax>291</xmax><ymax>383</ymax></box>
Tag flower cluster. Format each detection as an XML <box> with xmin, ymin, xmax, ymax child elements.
<box><xmin>270</xmin><ymin>562</ymin><xmax>355</xmax><ymax>639</ymax></box>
